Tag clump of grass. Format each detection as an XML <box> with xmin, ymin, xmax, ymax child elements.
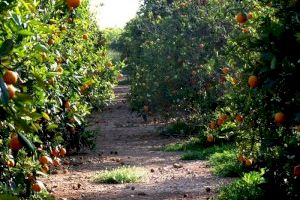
<box><xmin>181</xmin><ymin>144</ymin><xmax>233</xmax><ymax>160</ymax></box>
<box><xmin>216</xmin><ymin>170</ymin><xmax>265</xmax><ymax>200</ymax></box>
<box><xmin>209</xmin><ymin>149</ymin><xmax>243</xmax><ymax>177</ymax></box>
<box><xmin>163</xmin><ymin>137</ymin><xmax>202</xmax><ymax>152</ymax></box>
<box><xmin>93</xmin><ymin>166</ymin><xmax>146</xmax><ymax>184</ymax></box>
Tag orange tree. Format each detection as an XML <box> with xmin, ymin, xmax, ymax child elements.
<box><xmin>209</xmin><ymin>0</ymin><xmax>300</xmax><ymax>199</ymax></box>
<box><xmin>119</xmin><ymin>0</ymin><xmax>241</xmax><ymax>132</ymax></box>
<box><xmin>0</xmin><ymin>0</ymin><xmax>118</xmax><ymax>198</ymax></box>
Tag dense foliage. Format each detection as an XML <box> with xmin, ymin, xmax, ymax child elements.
<box><xmin>0</xmin><ymin>0</ymin><xmax>118</xmax><ymax>198</ymax></box>
<box><xmin>120</xmin><ymin>0</ymin><xmax>300</xmax><ymax>199</ymax></box>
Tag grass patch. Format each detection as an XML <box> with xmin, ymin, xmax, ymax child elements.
<box><xmin>163</xmin><ymin>137</ymin><xmax>202</xmax><ymax>152</ymax></box>
<box><xmin>93</xmin><ymin>166</ymin><xmax>146</xmax><ymax>184</ymax></box>
<box><xmin>216</xmin><ymin>170</ymin><xmax>265</xmax><ymax>200</ymax></box>
<box><xmin>181</xmin><ymin>145</ymin><xmax>233</xmax><ymax>160</ymax></box>
<box><xmin>209</xmin><ymin>149</ymin><xmax>243</xmax><ymax>177</ymax></box>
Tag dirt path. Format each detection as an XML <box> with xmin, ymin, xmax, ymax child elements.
<box><xmin>44</xmin><ymin>86</ymin><xmax>231</xmax><ymax>200</ymax></box>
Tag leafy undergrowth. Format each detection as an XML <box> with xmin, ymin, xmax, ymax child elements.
<box><xmin>209</xmin><ymin>150</ymin><xmax>244</xmax><ymax>177</ymax></box>
<box><xmin>93</xmin><ymin>166</ymin><xmax>146</xmax><ymax>184</ymax></box>
<box><xmin>181</xmin><ymin>145</ymin><xmax>233</xmax><ymax>161</ymax></box>
<box><xmin>216</xmin><ymin>170</ymin><xmax>265</xmax><ymax>200</ymax></box>
<box><xmin>164</xmin><ymin>138</ymin><xmax>244</xmax><ymax>177</ymax></box>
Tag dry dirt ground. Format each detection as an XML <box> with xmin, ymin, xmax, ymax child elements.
<box><xmin>43</xmin><ymin>86</ymin><xmax>232</xmax><ymax>200</ymax></box>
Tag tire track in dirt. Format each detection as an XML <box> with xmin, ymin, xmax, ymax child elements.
<box><xmin>43</xmin><ymin>85</ymin><xmax>232</xmax><ymax>200</ymax></box>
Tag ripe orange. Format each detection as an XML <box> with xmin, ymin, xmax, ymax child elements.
<box><xmin>66</xmin><ymin>0</ymin><xmax>81</xmax><ymax>9</ymax></box>
<box><xmin>294</xmin><ymin>165</ymin><xmax>300</xmax><ymax>176</ymax></box>
<box><xmin>217</xmin><ymin>115</ymin><xmax>228</xmax><ymax>126</ymax></box>
<box><xmin>296</xmin><ymin>125</ymin><xmax>300</xmax><ymax>132</ymax></box>
<box><xmin>82</xmin><ymin>34</ymin><xmax>88</xmax><ymax>40</ymax></box>
<box><xmin>209</xmin><ymin>121</ymin><xmax>217</xmax><ymax>129</ymax></box>
<box><xmin>222</xmin><ymin>67</ymin><xmax>230</xmax><ymax>75</ymax></box>
<box><xmin>248</xmin><ymin>75</ymin><xmax>258</xmax><ymax>88</ymax></box>
<box><xmin>9</xmin><ymin>134</ymin><xmax>23</xmax><ymax>151</ymax></box>
<box><xmin>207</xmin><ymin>134</ymin><xmax>214</xmax><ymax>143</ymax></box>
<box><xmin>245</xmin><ymin>159</ymin><xmax>253</xmax><ymax>167</ymax></box>
<box><xmin>274</xmin><ymin>112</ymin><xmax>286</xmax><ymax>124</ymax></box>
<box><xmin>235</xmin><ymin>12</ymin><xmax>248</xmax><ymax>24</ymax></box>
<box><xmin>32</xmin><ymin>181</ymin><xmax>45</xmax><ymax>192</ymax></box>
<box><xmin>64</xmin><ymin>100</ymin><xmax>71</xmax><ymax>109</ymax></box>
<box><xmin>235</xmin><ymin>115</ymin><xmax>244</xmax><ymax>123</ymax></box>
<box><xmin>238</xmin><ymin>155</ymin><xmax>246</xmax><ymax>163</ymax></box>
<box><xmin>42</xmin><ymin>165</ymin><xmax>49</xmax><ymax>173</ymax></box>
<box><xmin>60</xmin><ymin>148</ymin><xmax>67</xmax><ymax>157</ymax></box>
<box><xmin>7</xmin><ymin>159</ymin><xmax>15</xmax><ymax>168</ymax></box>
<box><xmin>51</xmin><ymin>147</ymin><xmax>60</xmax><ymax>157</ymax></box>
<box><xmin>48</xmin><ymin>38</ymin><xmax>55</xmax><ymax>46</ymax></box>
<box><xmin>3</xmin><ymin>70</ymin><xmax>18</xmax><ymax>84</ymax></box>
<box><xmin>6</xmin><ymin>84</ymin><xmax>16</xmax><ymax>99</ymax></box>
<box><xmin>39</xmin><ymin>155</ymin><xmax>52</xmax><ymax>165</ymax></box>
<box><xmin>53</xmin><ymin>159</ymin><xmax>60</xmax><ymax>167</ymax></box>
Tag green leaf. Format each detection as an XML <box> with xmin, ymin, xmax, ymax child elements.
<box><xmin>0</xmin><ymin>78</ymin><xmax>9</xmax><ymax>105</ymax></box>
<box><xmin>0</xmin><ymin>39</ymin><xmax>14</xmax><ymax>57</ymax></box>
<box><xmin>10</xmin><ymin>13</ymin><xmax>22</xmax><ymax>28</ymax></box>
<box><xmin>18</xmin><ymin>132</ymin><xmax>35</xmax><ymax>152</ymax></box>
<box><xmin>42</xmin><ymin>112</ymin><xmax>50</xmax><ymax>121</ymax></box>
<box><xmin>34</xmin><ymin>43</ymin><xmax>49</xmax><ymax>52</ymax></box>
<box><xmin>46</xmin><ymin>123</ymin><xmax>58</xmax><ymax>131</ymax></box>
<box><xmin>18</xmin><ymin>29</ymin><xmax>33</xmax><ymax>36</ymax></box>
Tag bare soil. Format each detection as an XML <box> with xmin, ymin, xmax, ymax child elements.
<box><xmin>43</xmin><ymin>86</ymin><xmax>232</xmax><ymax>200</ymax></box>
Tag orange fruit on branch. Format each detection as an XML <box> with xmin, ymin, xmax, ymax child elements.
<box><xmin>235</xmin><ymin>12</ymin><xmax>248</xmax><ymax>24</ymax></box>
<box><xmin>32</xmin><ymin>181</ymin><xmax>46</xmax><ymax>192</ymax></box>
<box><xmin>209</xmin><ymin>121</ymin><xmax>217</xmax><ymax>129</ymax></box>
<box><xmin>47</xmin><ymin>38</ymin><xmax>55</xmax><ymax>46</ymax></box>
<box><xmin>238</xmin><ymin>155</ymin><xmax>246</xmax><ymax>163</ymax></box>
<box><xmin>207</xmin><ymin>135</ymin><xmax>214</xmax><ymax>143</ymax></box>
<box><xmin>274</xmin><ymin>112</ymin><xmax>286</xmax><ymax>124</ymax></box>
<box><xmin>245</xmin><ymin>159</ymin><xmax>253</xmax><ymax>167</ymax></box>
<box><xmin>248</xmin><ymin>75</ymin><xmax>258</xmax><ymax>88</ymax></box>
<box><xmin>235</xmin><ymin>115</ymin><xmax>244</xmax><ymax>123</ymax></box>
<box><xmin>39</xmin><ymin>155</ymin><xmax>52</xmax><ymax>165</ymax></box>
<box><xmin>222</xmin><ymin>67</ymin><xmax>230</xmax><ymax>75</ymax></box>
<box><xmin>7</xmin><ymin>159</ymin><xmax>15</xmax><ymax>168</ymax></box>
<box><xmin>82</xmin><ymin>34</ymin><xmax>89</xmax><ymax>40</ymax></box>
<box><xmin>51</xmin><ymin>147</ymin><xmax>60</xmax><ymax>157</ymax></box>
<box><xmin>3</xmin><ymin>70</ymin><xmax>18</xmax><ymax>84</ymax></box>
<box><xmin>6</xmin><ymin>84</ymin><xmax>16</xmax><ymax>99</ymax></box>
<box><xmin>42</xmin><ymin>165</ymin><xmax>49</xmax><ymax>173</ymax></box>
<box><xmin>64</xmin><ymin>100</ymin><xmax>71</xmax><ymax>109</ymax></box>
<box><xmin>66</xmin><ymin>0</ymin><xmax>81</xmax><ymax>9</ymax></box>
<box><xmin>60</xmin><ymin>147</ymin><xmax>67</xmax><ymax>157</ymax></box>
<box><xmin>9</xmin><ymin>134</ymin><xmax>23</xmax><ymax>151</ymax></box>
<box><xmin>53</xmin><ymin>159</ymin><xmax>61</xmax><ymax>167</ymax></box>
